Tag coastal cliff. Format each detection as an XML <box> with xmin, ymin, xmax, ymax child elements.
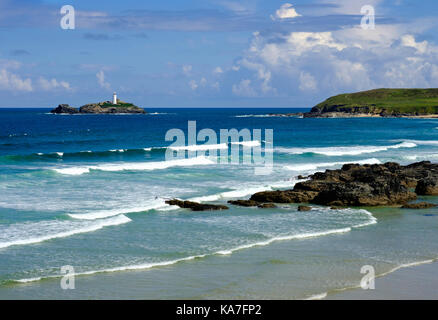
<box><xmin>51</xmin><ymin>100</ymin><xmax>146</xmax><ymax>114</ymax></box>
<box><xmin>304</xmin><ymin>88</ymin><xmax>438</xmax><ymax>118</ymax></box>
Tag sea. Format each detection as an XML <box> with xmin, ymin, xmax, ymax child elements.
<box><xmin>0</xmin><ymin>107</ymin><xmax>438</xmax><ymax>299</ymax></box>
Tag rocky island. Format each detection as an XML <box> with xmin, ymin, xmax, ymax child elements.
<box><xmin>51</xmin><ymin>93</ymin><xmax>146</xmax><ymax>114</ymax></box>
<box><xmin>268</xmin><ymin>88</ymin><xmax>438</xmax><ymax>118</ymax></box>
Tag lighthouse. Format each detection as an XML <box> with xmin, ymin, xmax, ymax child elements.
<box><xmin>112</xmin><ymin>92</ymin><xmax>117</xmax><ymax>105</ymax></box>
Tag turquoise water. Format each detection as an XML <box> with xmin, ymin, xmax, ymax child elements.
<box><xmin>1</xmin><ymin>108</ymin><xmax>438</xmax><ymax>299</ymax></box>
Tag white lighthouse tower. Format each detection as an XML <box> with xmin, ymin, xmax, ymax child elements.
<box><xmin>112</xmin><ymin>92</ymin><xmax>118</xmax><ymax>105</ymax></box>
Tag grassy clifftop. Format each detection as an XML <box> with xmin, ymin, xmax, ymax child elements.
<box><xmin>310</xmin><ymin>88</ymin><xmax>438</xmax><ymax>116</ymax></box>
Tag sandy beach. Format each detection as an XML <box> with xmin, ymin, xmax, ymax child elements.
<box><xmin>328</xmin><ymin>261</ymin><xmax>438</xmax><ymax>299</ymax></box>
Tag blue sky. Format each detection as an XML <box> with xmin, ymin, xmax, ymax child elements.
<box><xmin>1</xmin><ymin>0</ymin><xmax>438</xmax><ymax>108</ymax></box>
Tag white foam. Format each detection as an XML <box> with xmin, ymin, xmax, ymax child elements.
<box><xmin>397</xmin><ymin>139</ymin><xmax>438</xmax><ymax>146</ymax></box>
<box><xmin>53</xmin><ymin>167</ymin><xmax>91</xmax><ymax>175</ymax></box>
<box><xmin>215</xmin><ymin>227</ymin><xmax>352</xmax><ymax>255</ymax></box>
<box><xmin>53</xmin><ymin>156</ymin><xmax>216</xmax><ymax>175</ymax></box>
<box><xmin>55</xmin><ymin>152</ymin><xmax>64</xmax><ymax>157</ymax></box>
<box><xmin>15</xmin><ymin>254</ymin><xmax>208</xmax><ymax>283</ymax></box>
<box><xmin>68</xmin><ymin>200</ymin><xmax>168</xmax><ymax>220</ymax></box>
<box><xmin>275</xmin><ymin>142</ymin><xmax>416</xmax><ymax>156</ymax></box>
<box><xmin>169</xmin><ymin>143</ymin><xmax>228</xmax><ymax>151</ymax></box>
<box><xmin>284</xmin><ymin>158</ymin><xmax>381</xmax><ymax>171</ymax></box>
<box><xmin>189</xmin><ymin>186</ymin><xmax>271</xmax><ymax>203</ymax></box>
<box><xmin>231</xmin><ymin>141</ymin><xmax>261</xmax><ymax>147</ymax></box>
<box><xmin>305</xmin><ymin>292</ymin><xmax>328</xmax><ymax>300</ymax></box>
<box><xmin>0</xmin><ymin>215</ymin><xmax>131</xmax><ymax>249</ymax></box>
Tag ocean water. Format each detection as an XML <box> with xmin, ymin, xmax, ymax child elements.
<box><xmin>0</xmin><ymin>108</ymin><xmax>438</xmax><ymax>299</ymax></box>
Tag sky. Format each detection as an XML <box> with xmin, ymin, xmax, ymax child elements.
<box><xmin>0</xmin><ymin>0</ymin><xmax>437</xmax><ymax>108</ymax></box>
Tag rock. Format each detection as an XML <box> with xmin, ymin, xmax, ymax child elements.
<box><xmin>233</xmin><ymin>161</ymin><xmax>438</xmax><ymax>207</ymax></box>
<box><xmin>415</xmin><ymin>178</ymin><xmax>438</xmax><ymax>195</ymax></box>
<box><xmin>165</xmin><ymin>199</ymin><xmax>228</xmax><ymax>211</ymax></box>
<box><xmin>79</xmin><ymin>102</ymin><xmax>146</xmax><ymax>114</ymax></box>
<box><xmin>402</xmin><ymin>202</ymin><xmax>436</xmax><ymax>209</ymax></box>
<box><xmin>298</xmin><ymin>205</ymin><xmax>312</xmax><ymax>212</ymax></box>
<box><xmin>250</xmin><ymin>190</ymin><xmax>318</xmax><ymax>203</ymax></box>
<box><xmin>227</xmin><ymin>200</ymin><xmax>277</xmax><ymax>208</ymax></box>
<box><xmin>50</xmin><ymin>104</ymin><xmax>79</xmax><ymax>114</ymax></box>
<box><xmin>228</xmin><ymin>200</ymin><xmax>260</xmax><ymax>207</ymax></box>
<box><xmin>258</xmin><ymin>203</ymin><xmax>277</xmax><ymax>208</ymax></box>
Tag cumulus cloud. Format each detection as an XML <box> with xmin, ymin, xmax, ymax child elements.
<box><xmin>213</xmin><ymin>66</ymin><xmax>223</xmax><ymax>74</ymax></box>
<box><xmin>38</xmin><ymin>77</ymin><xmax>71</xmax><ymax>91</ymax></box>
<box><xmin>0</xmin><ymin>69</ymin><xmax>32</xmax><ymax>92</ymax></box>
<box><xmin>299</xmin><ymin>72</ymin><xmax>317</xmax><ymax>91</ymax></box>
<box><xmin>189</xmin><ymin>80</ymin><xmax>198</xmax><ymax>90</ymax></box>
<box><xmin>96</xmin><ymin>70</ymin><xmax>110</xmax><ymax>89</ymax></box>
<box><xmin>227</xmin><ymin>23</ymin><xmax>438</xmax><ymax>101</ymax></box>
<box><xmin>232</xmin><ymin>79</ymin><xmax>257</xmax><ymax>97</ymax></box>
<box><xmin>182</xmin><ymin>65</ymin><xmax>192</xmax><ymax>76</ymax></box>
<box><xmin>401</xmin><ymin>34</ymin><xmax>428</xmax><ymax>54</ymax></box>
<box><xmin>271</xmin><ymin>3</ymin><xmax>301</xmax><ymax>20</ymax></box>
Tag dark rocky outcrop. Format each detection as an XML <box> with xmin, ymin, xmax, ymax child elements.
<box><xmin>228</xmin><ymin>200</ymin><xmax>260</xmax><ymax>207</ymax></box>
<box><xmin>257</xmin><ymin>203</ymin><xmax>277</xmax><ymax>208</ymax></box>
<box><xmin>227</xmin><ymin>200</ymin><xmax>277</xmax><ymax>208</ymax></box>
<box><xmin>50</xmin><ymin>104</ymin><xmax>79</xmax><ymax>114</ymax></box>
<box><xmin>50</xmin><ymin>101</ymin><xmax>146</xmax><ymax>114</ymax></box>
<box><xmin>236</xmin><ymin>161</ymin><xmax>438</xmax><ymax>207</ymax></box>
<box><xmin>79</xmin><ymin>102</ymin><xmax>146</xmax><ymax>114</ymax></box>
<box><xmin>415</xmin><ymin>178</ymin><xmax>438</xmax><ymax>195</ymax></box>
<box><xmin>298</xmin><ymin>205</ymin><xmax>312</xmax><ymax>212</ymax></box>
<box><xmin>165</xmin><ymin>199</ymin><xmax>228</xmax><ymax>211</ymax></box>
<box><xmin>402</xmin><ymin>202</ymin><xmax>437</xmax><ymax>209</ymax></box>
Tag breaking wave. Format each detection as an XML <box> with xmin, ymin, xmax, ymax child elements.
<box><xmin>0</xmin><ymin>215</ymin><xmax>131</xmax><ymax>249</ymax></box>
<box><xmin>275</xmin><ymin>142</ymin><xmax>416</xmax><ymax>156</ymax></box>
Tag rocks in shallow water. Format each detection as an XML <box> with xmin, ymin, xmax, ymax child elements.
<box><xmin>228</xmin><ymin>200</ymin><xmax>260</xmax><ymax>207</ymax></box>
<box><xmin>165</xmin><ymin>199</ymin><xmax>228</xmax><ymax>211</ymax></box>
<box><xmin>236</xmin><ymin>161</ymin><xmax>438</xmax><ymax>207</ymax></box>
<box><xmin>227</xmin><ymin>200</ymin><xmax>277</xmax><ymax>208</ymax></box>
<box><xmin>258</xmin><ymin>203</ymin><xmax>277</xmax><ymax>208</ymax></box>
<box><xmin>415</xmin><ymin>178</ymin><xmax>438</xmax><ymax>195</ymax></box>
<box><xmin>250</xmin><ymin>190</ymin><xmax>318</xmax><ymax>203</ymax></box>
<box><xmin>298</xmin><ymin>205</ymin><xmax>312</xmax><ymax>212</ymax></box>
<box><xmin>402</xmin><ymin>202</ymin><xmax>436</xmax><ymax>209</ymax></box>
<box><xmin>51</xmin><ymin>104</ymin><xmax>79</xmax><ymax>114</ymax></box>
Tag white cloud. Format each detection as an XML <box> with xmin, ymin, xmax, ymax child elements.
<box><xmin>189</xmin><ymin>80</ymin><xmax>198</xmax><ymax>90</ymax></box>
<box><xmin>182</xmin><ymin>65</ymin><xmax>192</xmax><ymax>76</ymax></box>
<box><xmin>227</xmin><ymin>21</ymin><xmax>438</xmax><ymax>101</ymax></box>
<box><xmin>401</xmin><ymin>34</ymin><xmax>428</xmax><ymax>54</ymax></box>
<box><xmin>0</xmin><ymin>69</ymin><xmax>33</xmax><ymax>92</ymax></box>
<box><xmin>299</xmin><ymin>72</ymin><xmax>317</xmax><ymax>91</ymax></box>
<box><xmin>96</xmin><ymin>70</ymin><xmax>110</xmax><ymax>89</ymax></box>
<box><xmin>213</xmin><ymin>66</ymin><xmax>223</xmax><ymax>74</ymax></box>
<box><xmin>271</xmin><ymin>3</ymin><xmax>301</xmax><ymax>20</ymax></box>
<box><xmin>38</xmin><ymin>77</ymin><xmax>71</xmax><ymax>91</ymax></box>
<box><xmin>232</xmin><ymin>79</ymin><xmax>257</xmax><ymax>97</ymax></box>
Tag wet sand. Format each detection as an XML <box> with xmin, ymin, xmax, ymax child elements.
<box><xmin>328</xmin><ymin>261</ymin><xmax>438</xmax><ymax>300</ymax></box>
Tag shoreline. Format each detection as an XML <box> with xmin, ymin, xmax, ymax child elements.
<box><xmin>326</xmin><ymin>259</ymin><xmax>438</xmax><ymax>300</ymax></box>
<box><xmin>268</xmin><ymin>112</ymin><xmax>438</xmax><ymax>119</ymax></box>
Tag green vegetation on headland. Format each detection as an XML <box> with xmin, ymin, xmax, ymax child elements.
<box><xmin>50</xmin><ymin>100</ymin><xmax>146</xmax><ymax>114</ymax></box>
<box><xmin>305</xmin><ymin>88</ymin><xmax>438</xmax><ymax>118</ymax></box>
